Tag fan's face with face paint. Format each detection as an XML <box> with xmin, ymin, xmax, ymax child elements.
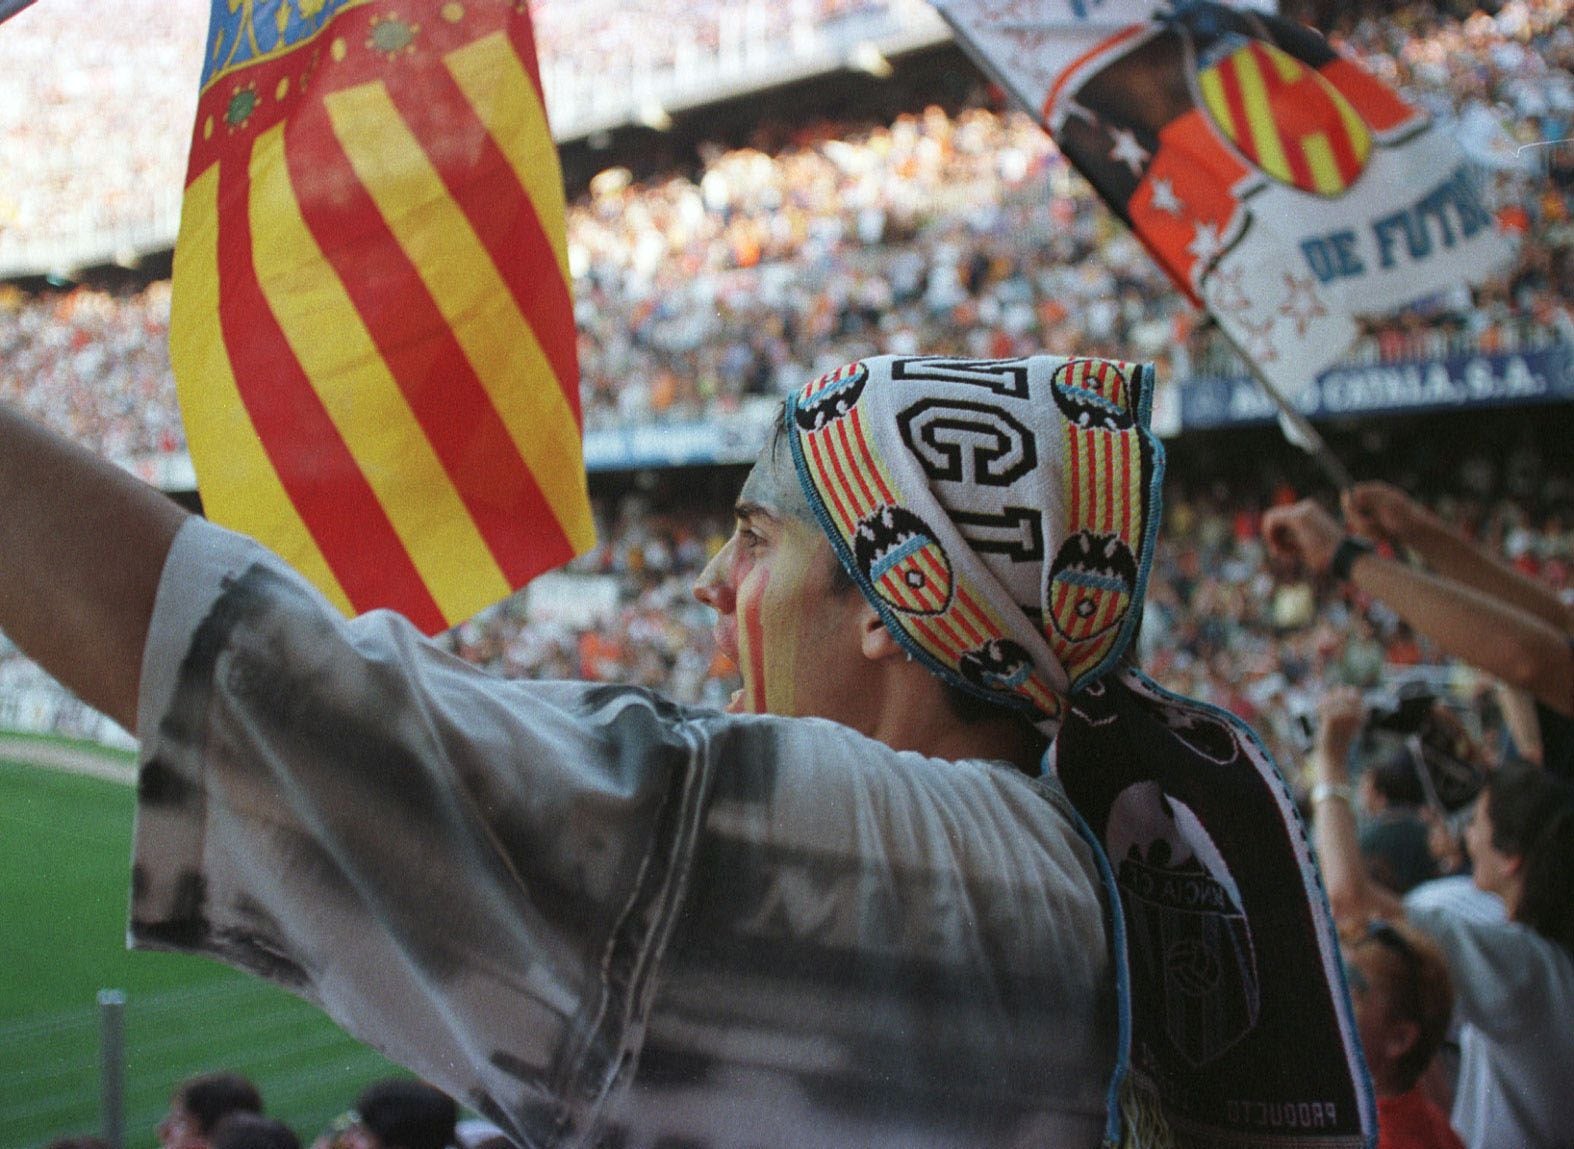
<box><xmin>694</xmin><ymin>439</ymin><xmax>870</xmax><ymax>722</ymax></box>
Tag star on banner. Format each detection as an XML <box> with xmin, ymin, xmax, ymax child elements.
<box><xmin>1207</xmin><ymin>264</ymin><xmax>1250</xmax><ymax>315</ymax></box>
<box><xmin>1187</xmin><ymin>220</ymin><xmax>1223</xmax><ymax>266</ymax></box>
<box><xmin>1278</xmin><ymin>272</ymin><xmax>1329</xmax><ymax>337</ymax></box>
<box><xmin>1108</xmin><ymin>127</ymin><xmax>1150</xmax><ymax>177</ymax></box>
<box><xmin>1148</xmin><ymin>176</ymin><xmax>1183</xmax><ymax>216</ymax></box>
<box><xmin>1240</xmin><ymin>315</ymin><xmax>1280</xmax><ymax>364</ymax></box>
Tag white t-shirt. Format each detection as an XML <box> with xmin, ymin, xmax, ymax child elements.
<box><xmin>131</xmin><ymin>520</ymin><xmax>1117</xmax><ymax>1148</ymax></box>
<box><xmin>1406</xmin><ymin>887</ymin><xmax>1574</xmax><ymax>1149</ymax></box>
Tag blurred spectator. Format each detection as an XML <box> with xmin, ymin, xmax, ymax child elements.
<box><xmin>315</xmin><ymin>1079</ymin><xmax>458</xmax><ymax>1149</ymax></box>
<box><xmin>1358</xmin><ymin>747</ymin><xmax>1443</xmax><ymax>895</ymax></box>
<box><xmin>157</xmin><ymin>1071</ymin><xmax>264</xmax><ymax>1149</ymax></box>
<box><xmin>212</xmin><ymin>1114</ymin><xmax>302</xmax><ymax>1149</ymax></box>
<box><xmin>1341</xmin><ymin>921</ymin><xmax>1462</xmax><ymax>1149</ymax></box>
<box><xmin>1312</xmin><ymin>696</ymin><xmax>1574</xmax><ymax>1149</ymax></box>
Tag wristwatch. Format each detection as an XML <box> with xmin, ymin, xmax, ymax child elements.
<box><xmin>1330</xmin><ymin>536</ymin><xmax>1374</xmax><ymax>582</ymax></box>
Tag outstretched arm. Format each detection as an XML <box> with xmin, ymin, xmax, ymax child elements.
<box><xmin>0</xmin><ymin>406</ymin><xmax>188</xmax><ymax>732</ymax></box>
<box><xmin>1343</xmin><ymin>481</ymin><xmax>1573</xmax><ymax>635</ymax></box>
<box><xmin>1265</xmin><ymin>498</ymin><xmax>1574</xmax><ymax>717</ymax></box>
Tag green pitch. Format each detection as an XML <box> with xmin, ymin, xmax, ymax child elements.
<box><xmin>0</xmin><ymin>755</ymin><xmax>397</xmax><ymax>1149</ymax></box>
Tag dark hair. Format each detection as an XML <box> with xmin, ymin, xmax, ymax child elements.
<box><xmin>829</xmin><ymin>552</ymin><xmax>1046</xmax><ymax>730</ymax></box>
<box><xmin>355</xmin><ymin>1079</ymin><xmax>458</xmax><ymax>1149</ymax></box>
<box><xmin>1486</xmin><ymin>765</ymin><xmax>1574</xmax><ymax>956</ymax></box>
<box><xmin>1355</xmin><ymin>921</ymin><xmax>1454</xmax><ymax>1092</ymax></box>
<box><xmin>179</xmin><ymin>1072</ymin><xmax>264</xmax><ymax>1135</ymax></box>
<box><xmin>1365</xmin><ymin>749</ymin><xmax>1425</xmax><ymax>808</ymax></box>
<box><xmin>210</xmin><ymin>1113</ymin><xmax>300</xmax><ymax>1149</ymax></box>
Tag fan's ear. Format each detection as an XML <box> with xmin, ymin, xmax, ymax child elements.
<box><xmin>860</xmin><ymin>604</ymin><xmax>906</xmax><ymax>662</ymax></box>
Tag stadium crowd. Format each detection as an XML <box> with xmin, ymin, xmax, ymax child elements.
<box><xmin>2</xmin><ymin>0</ymin><xmax>1571</xmax><ymax>462</ymax></box>
<box><xmin>429</xmin><ymin>444</ymin><xmax>1572</xmax><ymax>778</ymax></box>
<box><xmin>0</xmin><ymin>0</ymin><xmax>931</xmax><ymax>269</ymax></box>
<box><xmin>9</xmin><ymin>7</ymin><xmax>1574</xmax><ymax>1149</ymax></box>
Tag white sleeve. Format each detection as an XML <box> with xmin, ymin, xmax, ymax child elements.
<box><xmin>131</xmin><ymin>519</ymin><xmax>715</xmax><ymax>1143</ymax></box>
<box><xmin>130</xmin><ymin>522</ymin><xmax>1117</xmax><ymax>1149</ymax></box>
<box><xmin>1405</xmin><ymin>894</ymin><xmax>1539</xmax><ymax>1038</ymax></box>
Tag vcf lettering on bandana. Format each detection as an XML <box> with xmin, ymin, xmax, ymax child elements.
<box><xmin>786</xmin><ymin>355</ymin><xmax>1376</xmax><ymax>1149</ymax></box>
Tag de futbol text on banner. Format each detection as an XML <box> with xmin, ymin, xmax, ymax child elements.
<box><xmin>936</xmin><ymin>0</ymin><xmax>1517</xmax><ymax>400</ymax></box>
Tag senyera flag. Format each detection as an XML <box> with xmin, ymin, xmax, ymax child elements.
<box><xmin>170</xmin><ymin>0</ymin><xmax>594</xmax><ymax>635</ymax></box>
<box><xmin>939</xmin><ymin>0</ymin><xmax>1517</xmax><ymax>399</ymax></box>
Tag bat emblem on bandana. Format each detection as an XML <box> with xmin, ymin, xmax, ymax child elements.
<box><xmin>958</xmin><ymin>638</ymin><xmax>1036</xmax><ymax>696</ymax></box>
<box><xmin>1051</xmin><ymin>359</ymin><xmax>1135</xmax><ymax>431</ymax></box>
<box><xmin>854</xmin><ymin>505</ymin><xmax>953</xmax><ymax>616</ymax></box>
<box><xmin>1047</xmin><ymin>531</ymin><xmax>1138</xmax><ymax>679</ymax></box>
<box><xmin>794</xmin><ymin>361</ymin><xmax>869</xmax><ymax>432</ymax></box>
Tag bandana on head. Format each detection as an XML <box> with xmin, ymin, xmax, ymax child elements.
<box><xmin>787</xmin><ymin>355</ymin><xmax>1376</xmax><ymax>1149</ymax></box>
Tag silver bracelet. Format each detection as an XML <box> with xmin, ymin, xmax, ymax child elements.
<box><xmin>1311</xmin><ymin>781</ymin><xmax>1354</xmax><ymax>807</ymax></box>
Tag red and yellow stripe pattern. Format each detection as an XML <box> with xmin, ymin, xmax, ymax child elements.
<box><xmin>1198</xmin><ymin>39</ymin><xmax>1372</xmax><ymax>197</ymax></box>
<box><xmin>793</xmin><ymin>366</ymin><xmax>1064</xmax><ymax>721</ymax></box>
<box><xmin>1047</xmin><ymin>358</ymin><xmax>1147</xmax><ymax>685</ymax></box>
<box><xmin>171</xmin><ymin>0</ymin><xmax>591</xmax><ymax>634</ymax></box>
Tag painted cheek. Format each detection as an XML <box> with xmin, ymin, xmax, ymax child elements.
<box><xmin>758</xmin><ymin>544</ymin><xmax>819</xmax><ymax>716</ymax></box>
<box><xmin>737</xmin><ymin>566</ymin><xmax>771</xmax><ymax>714</ymax></box>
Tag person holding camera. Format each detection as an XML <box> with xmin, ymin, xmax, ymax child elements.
<box><xmin>1307</xmin><ymin>683</ymin><xmax>1574</xmax><ymax>1149</ymax></box>
<box><xmin>1269</xmin><ymin>484</ymin><xmax>1573</xmax><ymax>780</ymax></box>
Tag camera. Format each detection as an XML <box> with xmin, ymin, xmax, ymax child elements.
<box><xmin>1363</xmin><ymin>687</ymin><xmax>1485</xmax><ymax>812</ymax></box>
<box><xmin>1362</xmin><ymin>688</ymin><xmax>1435</xmax><ymax>736</ymax></box>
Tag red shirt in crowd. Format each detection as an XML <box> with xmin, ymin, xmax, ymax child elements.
<box><xmin>1377</xmin><ymin>1088</ymin><xmax>1465</xmax><ymax>1149</ymax></box>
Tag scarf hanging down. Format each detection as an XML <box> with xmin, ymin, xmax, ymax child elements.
<box><xmin>787</xmin><ymin>354</ymin><xmax>1375</xmax><ymax>1149</ymax></box>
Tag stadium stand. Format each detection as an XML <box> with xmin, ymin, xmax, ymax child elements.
<box><xmin>4</xmin><ymin>5</ymin><xmax>1572</xmax><ymax>1149</ymax></box>
<box><xmin>0</xmin><ymin>0</ymin><xmax>1569</xmax><ymax>769</ymax></box>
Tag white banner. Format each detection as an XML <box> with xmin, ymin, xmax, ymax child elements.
<box><xmin>931</xmin><ymin>0</ymin><xmax>1161</xmax><ymax>114</ymax></box>
<box><xmin>939</xmin><ymin>0</ymin><xmax>1517</xmax><ymax>397</ymax></box>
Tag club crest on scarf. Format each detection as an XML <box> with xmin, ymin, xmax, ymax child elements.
<box><xmin>787</xmin><ymin>354</ymin><xmax>1158</xmax><ymax>731</ymax></box>
<box><xmin>1048</xmin><ymin>531</ymin><xmax>1140</xmax><ymax>678</ymax></box>
<box><xmin>1109</xmin><ymin>781</ymin><xmax>1261</xmax><ymax>1068</ymax></box>
<box><xmin>793</xmin><ymin>361</ymin><xmax>869</xmax><ymax>433</ymax></box>
<box><xmin>853</xmin><ymin>505</ymin><xmax>955</xmax><ymax>616</ymax></box>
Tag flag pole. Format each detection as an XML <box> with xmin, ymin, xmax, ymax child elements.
<box><xmin>1215</xmin><ymin>325</ymin><xmax>1355</xmax><ymax>490</ymax></box>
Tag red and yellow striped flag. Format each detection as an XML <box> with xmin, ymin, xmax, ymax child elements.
<box><xmin>170</xmin><ymin>0</ymin><xmax>593</xmax><ymax>635</ymax></box>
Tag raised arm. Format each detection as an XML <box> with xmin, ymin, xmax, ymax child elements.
<box><xmin>0</xmin><ymin>406</ymin><xmax>188</xmax><ymax>731</ymax></box>
<box><xmin>1265</xmin><ymin>498</ymin><xmax>1574</xmax><ymax>717</ymax></box>
<box><xmin>1307</xmin><ymin>686</ymin><xmax>1403</xmax><ymax>925</ymax></box>
<box><xmin>1343</xmin><ymin>481</ymin><xmax>1573</xmax><ymax>635</ymax></box>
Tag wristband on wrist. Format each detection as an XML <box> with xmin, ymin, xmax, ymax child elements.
<box><xmin>1311</xmin><ymin>781</ymin><xmax>1354</xmax><ymax>807</ymax></box>
<box><xmin>1330</xmin><ymin>536</ymin><xmax>1375</xmax><ymax>582</ymax></box>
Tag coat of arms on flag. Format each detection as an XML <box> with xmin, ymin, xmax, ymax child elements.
<box><xmin>170</xmin><ymin>0</ymin><xmax>593</xmax><ymax>635</ymax></box>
